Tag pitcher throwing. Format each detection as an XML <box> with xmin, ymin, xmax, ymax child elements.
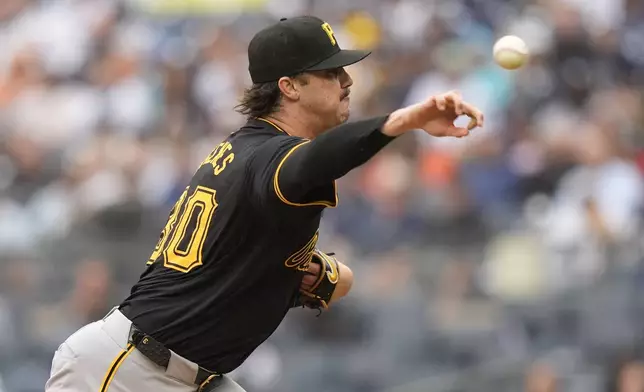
<box><xmin>45</xmin><ymin>15</ymin><xmax>483</xmax><ymax>392</ymax></box>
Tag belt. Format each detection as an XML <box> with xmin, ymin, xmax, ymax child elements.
<box><xmin>127</xmin><ymin>324</ymin><xmax>220</xmax><ymax>389</ymax></box>
<box><xmin>102</xmin><ymin>307</ymin><xmax>222</xmax><ymax>390</ymax></box>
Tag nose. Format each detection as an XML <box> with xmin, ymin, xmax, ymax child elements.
<box><xmin>340</xmin><ymin>68</ymin><xmax>353</xmax><ymax>89</ymax></box>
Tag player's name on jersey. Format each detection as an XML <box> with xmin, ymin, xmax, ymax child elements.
<box><xmin>199</xmin><ymin>141</ymin><xmax>235</xmax><ymax>176</ymax></box>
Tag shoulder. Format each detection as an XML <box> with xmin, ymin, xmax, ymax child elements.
<box><xmin>227</xmin><ymin>118</ymin><xmax>308</xmax><ymax>169</ymax></box>
<box><xmin>240</xmin><ymin>132</ymin><xmax>306</xmax><ymax>163</ymax></box>
<box><xmin>232</xmin><ymin>120</ymin><xmax>303</xmax><ymax>147</ymax></box>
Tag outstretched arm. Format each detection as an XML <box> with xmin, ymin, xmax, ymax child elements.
<box><xmin>276</xmin><ymin>91</ymin><xmax>484</xmax><ymax>203</ymax></box>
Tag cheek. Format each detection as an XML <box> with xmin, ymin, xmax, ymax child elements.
<box><xmin>303</xmin><ymin>87</ymin><xmax>338</xmax><ymax>111</ymax></box>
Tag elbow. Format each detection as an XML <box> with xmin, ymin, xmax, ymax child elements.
<box><xmin>331</xmin><ymin>262</ymin><xmax>354</xmax><ymax>303</ymax></box>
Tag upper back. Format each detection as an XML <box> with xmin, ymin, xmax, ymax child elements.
<box><xmin>120</xmin><ymin>118</ymin><xmax>331</xmax><ymax>372</ymax></box>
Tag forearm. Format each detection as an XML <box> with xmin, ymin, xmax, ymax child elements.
<box><xmin>277</xmin><ymin>115</ymin><xmax>396</xmax><ymax>195</ymax></box>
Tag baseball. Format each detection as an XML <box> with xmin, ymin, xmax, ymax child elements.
<box><xmin>493</xmin><ymin>35</ymin><xmax>529</xmax><ymax>70</ymax></box>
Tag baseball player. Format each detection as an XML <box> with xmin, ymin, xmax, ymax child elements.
<box><xmin>45</xmin><ymin>15</ymin><xmax>483</xmax><ymax>392</ymax></box>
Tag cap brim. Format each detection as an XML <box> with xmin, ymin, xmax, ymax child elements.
<box><xmin>306</xmin><ymin>49</ymin><xmax>371</xmax><ymax>71</ymax></box>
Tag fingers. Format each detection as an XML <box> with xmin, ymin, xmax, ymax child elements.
<box><xmin>428</xmin><ymin>96</ymin><xmax>445</xmax><ymax>111</ymax></box>
<box><xmin>301</xmin><ymin>274</ymin><xmax>316</xmax><ymax>289</ymax></box>
<box><xmin>449</xmin><ymin>126</ymin><xmax>470</xmax><ymax>138</ymax></box>
<box><xmin>422</xmin><ymin>91</ymin><xmax>484</xmax><ymax>138</ymax></box>
<box><xmin>467</xmin><ymin>116</ymin><xmax>478</xmax><ymax>131</ymax></box>
<box><xmin>432</xmin><ymin>91</ymin><xmax>485</xmax><ymax>130</ymax></box>
<box><xmin>432</xmin><ymin>91</ymin><xmax>460</xmax><ymax>113</ymax></box>
<box><xmin>301</xmin><ymin>262</ymin><xmax>320</xmax><ymax>290</ymax></box>
<box><xmin>462</xmin><ymin>102</ymin><xmax>484</xmax><ymax>130</ymax></box>
<box><xmin>307</xmin><ymin>261</ymin><xmax>321</xmax><ymax>274</ymax></box>
<box><xmin>444</xmin><ymin>91</ymin><xmax>463</xmax><ymax>116</ymax></box>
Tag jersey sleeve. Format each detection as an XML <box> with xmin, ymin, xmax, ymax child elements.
<box><xmin>248</xmin><ymin>115</ymin><xmax>395</xmax><ymax>209</ymax></box>
<box><xmin>248</xmin><ymin>135</ymin><xmax>338</xmax><ymax>208</ymax></box>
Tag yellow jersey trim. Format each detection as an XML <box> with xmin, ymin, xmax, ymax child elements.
<box><xmin>273</xmin><ymin>141</ymin><xmax>339</xmax><ymax>208</ymax></box>
<box><xmin>99</xmin><ymin>343</ymin><xmax>134</xmax><ymax>392</ymax></box>
<box><xmin>256</xmin><ymin>117</ymin><xmax>290</xmax><ymax>136</ymax></box>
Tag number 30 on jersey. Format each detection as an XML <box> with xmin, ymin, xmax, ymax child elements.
<box><xmin>147</xmin><ymin>186</ymin><xmax>218</xmax><ymax>273</ymax></box>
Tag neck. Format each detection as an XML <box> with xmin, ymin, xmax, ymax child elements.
<box><xmin>262</xmin><ymin>106</ymin><xmax>326</xmax><ymax>139</ymax></box>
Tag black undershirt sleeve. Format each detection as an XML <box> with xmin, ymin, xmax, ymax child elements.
<box><xmin>275</xmin><ymin>115</ymin><xmax>395</xmax><ymax>203</ymax></box>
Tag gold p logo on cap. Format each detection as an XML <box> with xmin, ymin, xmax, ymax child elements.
<box><xmin>321</xmin><ymin>22</ymin><xmax>336</xmax><ymax>46</ymax></box>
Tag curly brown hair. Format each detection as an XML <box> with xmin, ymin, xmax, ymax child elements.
<box><xmin>235</xmin><ymin>74</ymin><xmax>309</xmax><ymax>119</ymax></box>
<box><xmin>235</xmin><ymin>81</ymin><xmax>282</xmax><ymax>119</ymax></box>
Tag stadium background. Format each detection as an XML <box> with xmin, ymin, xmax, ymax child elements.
<box><xmin>1</xmin><ymin>0</ymin><xmax>644</xmax><ymax>391</ymax></box>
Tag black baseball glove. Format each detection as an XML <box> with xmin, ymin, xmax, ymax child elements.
<box><xmin>292</xmin><ymin>249</ymin><xmax>341</xmax><ymax>312</ymax></box>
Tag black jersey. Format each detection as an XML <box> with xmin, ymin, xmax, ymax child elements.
<box><xmin>119</xmin><ymin>116</ymin><xmax>393</xmax><ymax>373</ymax></box>
<box><xmin>119</xmin><ymin>118</ymin><xmax>338</xmax><ymax>372</ymax></box>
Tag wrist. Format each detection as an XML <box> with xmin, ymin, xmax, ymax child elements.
<box><xmin>380</xmin><ymin>109</ymin><xmax>409</xmax><ymax>137</ymax></box>
<box><xmin>330</xmin><ymin>262</ymin><xmax>353</xmax><ymax>303</ymax></box>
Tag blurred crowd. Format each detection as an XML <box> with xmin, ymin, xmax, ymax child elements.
<box><xmin>1</xmin><ymin>0</ymin><xmax>644</xmax><ymax>391</ymax></box>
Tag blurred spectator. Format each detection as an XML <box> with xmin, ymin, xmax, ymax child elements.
<box><xmin>540</xmin><ymin>124</ymin><xmax>644</xmax><ymax>291</ymax></box>
<box><xmin>30</xmin><ymin>258</ymin><xmax>113</xmax><ymax>352</ymax></box>
<box><xmin>525</xmin><ymin>362</ymin><xmax>558</xmax><ymax>392</ymax></box>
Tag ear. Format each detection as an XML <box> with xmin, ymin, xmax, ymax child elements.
<box><xmin>277</xmin><ymin>76</ymin><xmax>300</xmax><ymax>101</ymax></box>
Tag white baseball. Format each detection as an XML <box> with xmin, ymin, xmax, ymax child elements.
<box><xmin>493</xmin><ymin>35</ymin><xmax>529</xmax><ymax>70</ymax></box>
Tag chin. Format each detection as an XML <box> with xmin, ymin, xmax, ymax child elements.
<box><xmin>338</xmin><ymin>110</ymin><xmax>350</xmax><ymax>124</ymax></box>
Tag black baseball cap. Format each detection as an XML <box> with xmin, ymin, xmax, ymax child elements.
<box><xmin>248</xmin><ymin>16</ymin><xmax>371</xmax><ymax>84</ymax></box>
